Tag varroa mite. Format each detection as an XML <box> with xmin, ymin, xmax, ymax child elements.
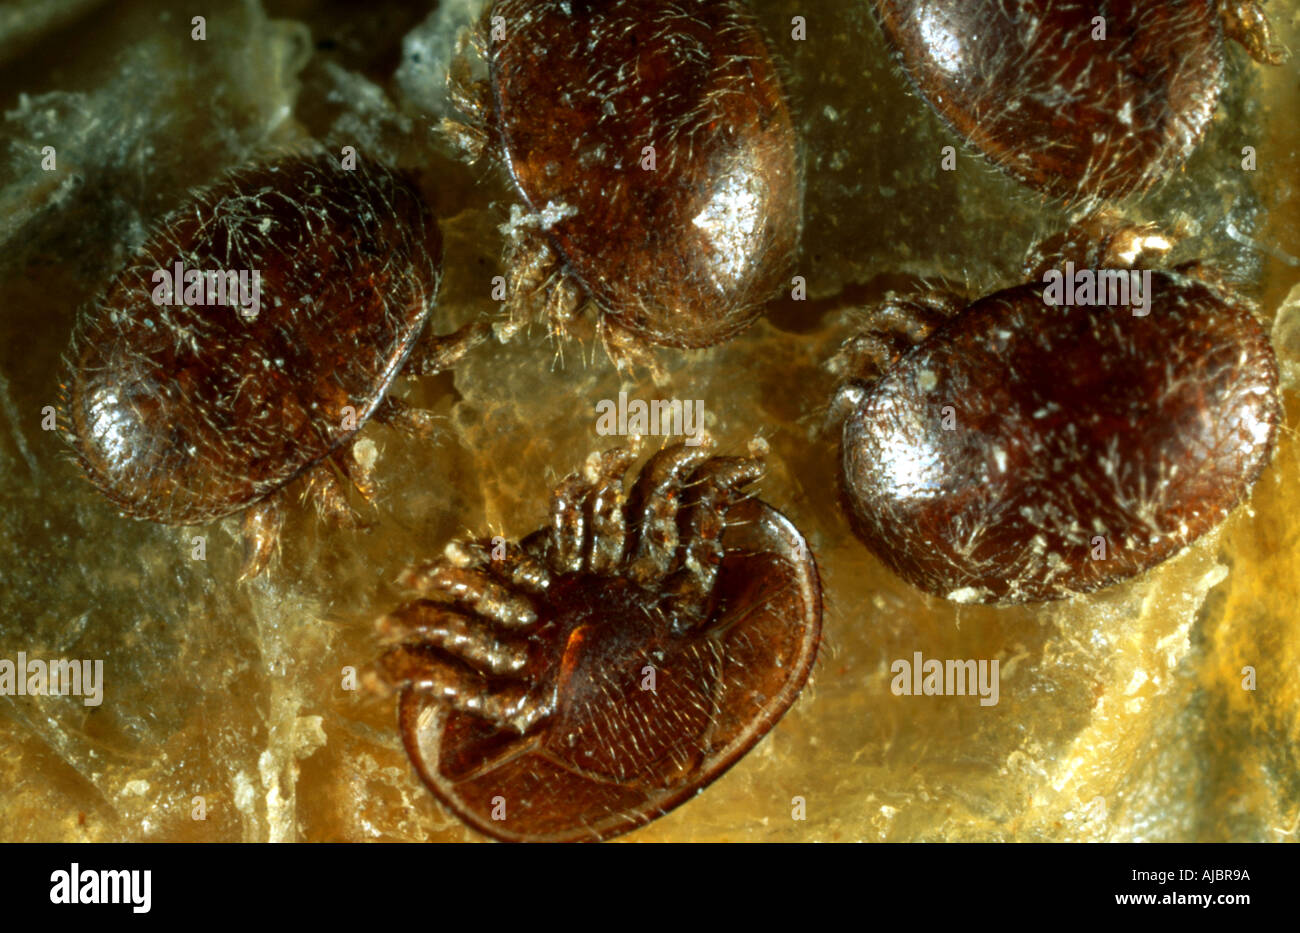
<box><xmin>871</xmin><ymin>0</ymin><xmax>1286</xmax><ymax>201</ymax></box>
<box><xmin>445</xmin><ymin>0</ymin><xmax>803</xmax><ymax>364</ymax></box>
<box><xmin>377</xmin><ymin>440</ymin><xmax>822</xmax><ymax>842</ymax></box>
<box><xmin>834</xmin><ymin>267</ymin><xmax>1279</xmax><ymax>605</ymax></box>
<box><xmin>60</xmin><ymin>152</ymin><xmax>488</xmax><ymax>578</ymax></box>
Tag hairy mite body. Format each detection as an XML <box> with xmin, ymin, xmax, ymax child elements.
<box><xmin>448</xmin><ymin>0</ymin><xmax>803</xmax><ymax>363</ymax></box>
<box><xmin>872</xmin><ymin>0</ymin><xmax>1284</xmax><ymax>201</ymax></box>
<box><xmin>61</xmin><ymin>152</ymin><xmax>485</xmax><ymax>577</ymax></box>
<box><xmin>837</xmin><ymin>271</ymin><xmax>1279</xmax><ymax>604</ymax></box>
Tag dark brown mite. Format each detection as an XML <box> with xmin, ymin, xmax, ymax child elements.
<box><xmin>835</xmin><ymin>269</ymin><xmax>1280</xmax><ymax>605</ymax></box>
<box><xmin>59</xmin><ymin>152</ymin><xmax>487</xmax><ymax>578</ymax></box>
<box><xmin>377</xmin><ymin>440</ymin><xmax>821</xmax><ymax>842</ymax></box>
<box><xmin>871</xmin><ymin>0</ymin><xmax>1286</xmax><ymax>201</ymax></box>
<box><xmin>445</xmin><ymin>0</ymin><xmax>803</xmax><ymax>363</ymax></box>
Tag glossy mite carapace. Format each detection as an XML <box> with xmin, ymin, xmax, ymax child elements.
<box><xmin>872</xmin><ymin>0</ymin><xmax>1284</xmax><ymax>200</ymax></box>
<box><xmin>450</xmin><ymin>0</ymin><xmax>803</xmax><ymax>355</ymax></box>
<box><xmin>61</xmin><ymin>152</ymin><xmax>483</xmax><ymax>577</ymax></box>
<box><xmin>838</xmin><ymin>271</ymin><xmax>1279</xmax><ymax>604</ymax></box>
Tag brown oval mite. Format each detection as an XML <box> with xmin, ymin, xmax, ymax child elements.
<box><xmin>59</xmin><ymin>152</ymin><xmax>487</xmax><ymax>577</ymax></box>
<box><xmin>445</xmin><ymin>0</ymin><xmax>803</xmax><ymax>363</ymax></box>
<box><xmin>871</xmin><ymin>0</ymin><xmax>1286</xmax><ymax>201</ymax></box>
<box><xmin>377</xmin><ymin>440</ymin><xmax>821</xmax><ymax>842</ymax></box>
<box><xmin>835</xmin><ymin>269</ymin><xmax>1280</xmax><ymax>604</ymax></box>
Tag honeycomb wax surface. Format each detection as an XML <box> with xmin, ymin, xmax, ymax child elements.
<box><xmin>0</xmin><ymin>0</ymin><xmax>1297</xmax><ymax>842</ymax></box>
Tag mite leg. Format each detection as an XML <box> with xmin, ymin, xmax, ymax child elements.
<box><xmin>548</xmin><ymin>473</ymin><xmax>590</xmax><ymax>575</ymax></box>
<box><xmin>543</xmin><ymin>274</ymin><xmax>584</xmax><ymax>346</ymax></box>
<box><xmin>397</xmin><ymin>562</ymin><xmax>538</xmax><ymax>629</ymax></box>
<box><xmin>380</xmin><ymin>643</ymin><xmax>550</xmax><ymax>734</ymax></box>
<box><xmin>379</xmin><ymin>601</ymin><xmax>529</xmax><ymax>676</ymax></box>
<box><xmin>407</xmin><ymin>320</ymin><xmax>492</xmax><ymax>376</ymax></box>
<box><xmin>446</xmin><ymin>537</ymin><xmax>555</xmax><ymax>596</ymax></box>
<box><xmin>303</xmin><ymin>463</ymin><xmax>362</xmax><ymax>528</ymax></box>
<box><xmin>237</xmin><ymin>494</ymin><xmax>285</xmax><ymax>580</ymax></box>
<box><xmin>371</xmin><ymin>395</ymin><xmax>441</xmax><ymax>438</ymax></box>
<box><xmin>664</xmin><ymin>456</ymin><xmax>766</xmax><ymax>624</ymax></box>
<box><xmin>583</xmin><ymin>445</ymin><xmax>639</xmax><ymax>574</ymax></box>
<box><xmin>626</xmin><ymin>442</ymin><xmax>714</xmax><ymax>584</ymax></box>
<box><xmin>597</xmin><ymin>314</ymin><xmax>664</xmax><ymax>382</ymax></box>
<box><xmin>1222</xmin><ymin>0</ymin><xmax>1288</xmax><ymax>65</ymax></box>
